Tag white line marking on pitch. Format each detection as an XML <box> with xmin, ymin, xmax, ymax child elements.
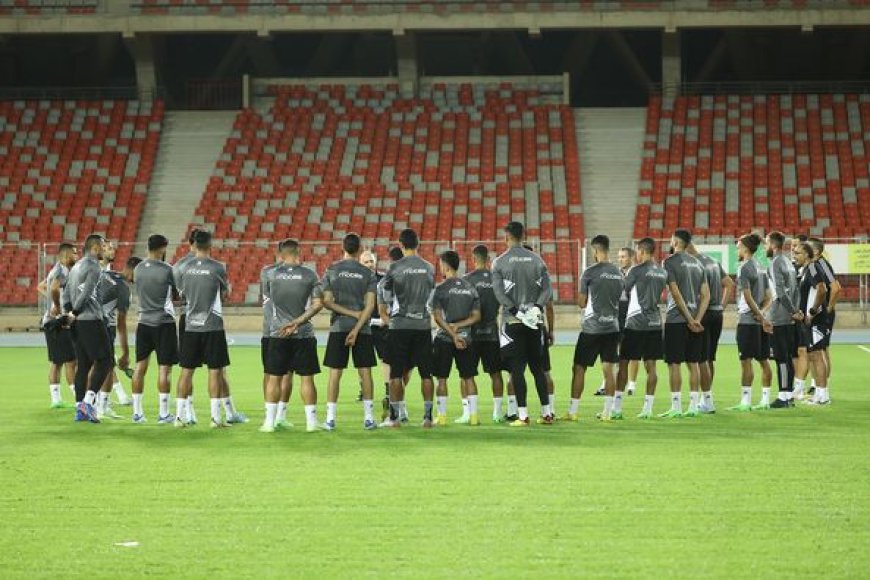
<box><xmin>858</xmin><ymin>345</ymin><xmax>870</xmax><ymax>354</ymax></box>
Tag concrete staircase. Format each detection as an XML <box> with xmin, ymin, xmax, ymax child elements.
<box><xmin>575</xmin><ymin>108</ymin><xmax>646</xmax><ymax>248</ymax></box>
<box><xmin>135</xmin><ymin>111</ymin><xmax>237</xmax><ymax>255</ymax></box>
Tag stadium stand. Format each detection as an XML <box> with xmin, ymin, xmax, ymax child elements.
<box><xmin>179</xmin><ymin>80</ymin><xmax>582</xmax><ymax>303</ymax></box>
<box><xmin>0</xmin><ymin>1</ymin><xmax>98</xmax><ymax>16</ymax></box>
<box><xmin>635</xmin><ymin>93</ymin><xmax>870</xmax><ymax>242</ymax></box>
<box><xmin>0</xmin><ymin>99</ymin><xmax>164</xmax><ymax>305</ymax></box>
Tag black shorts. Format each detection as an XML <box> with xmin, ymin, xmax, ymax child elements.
<box><xmin>261</xmin><ymin>336</ymin><xmax>269</xmax><ymax>368</ymax></box>
<box><xmin>44</xmin><ymin>327</ymin><xmax>76</xmax><ymax>365</ymax></box>
<box><xmin>136</xmin><ymin>322</ymin><xmax>179</xmax><ymax>366</ymax></box>
<box><xmin>619</xmin><ymin>328</ymin><xmax>664</xmax><ymax>361</ymax></box>
<box><xmin>372</xmin><ymin>326</ymin><xmax>390</xmax><ymax>363</ymax></box>
<box><xmin>433</xmin><ymin>339</ymin><xmax>478</xmax><ymax>379</ymax></box>
<box><xmin>499</xmin><ymin>322</ymin><xmax>545</xmax><ymax>369</ymax></box>
<box><xmin>179</xmin><ymin>330</ymin><xmax>230</xmax><ymax>370</ymax></box>
<box><xmin>471</xmin><ymin>340</ymin><xmax>502</xmax><ymax>374</ymax></box>
<box><xmin>389</xmin><ymin>329</ymin><xmax>433</xmax><ymax>380</ymax></box>
<box><xmin>324</xmin><ymin>332</ymin><xmax>377</xmax><ymax>369</ymax></box>
<box><xmin>771</xmin><ymin>323</ymin><xmax>798</xmax><ymax>362</ymax></box>
<box><xmin>574</xmin><ymin>332</ymin><xmax>620</xmax><ymax>368</ymax></box>
<box><xmin>663</xmin><ymin>322</ymin><xmax>705</xmax><ymax>365</ymax></box>
<box><xmin>70</xmin><ymin>319</ymin><xmax>113</xmax><ymax>362</ymax></box>
<box><xmin>106</xmin><ymin>325</ymin><xmax>118</xmax><ymax>363</ymax></box>
<box><xmin>702</xmin><ymin>310</ymin><xmax>724</xmax><ymax>362</ymax></box>
<box><xmin>542</xmin><ymin>341</ymin><xmax>552</xmax><ymax>373</ymax></box>
<box><xmin>797</xmin><ymin>322</ymin><xmax>830</xmax><ymax>353</ymax></box>
<box><xmin>736</xmin><ymin>324</ymin><xmax>769</xmax><ymax>361</ymax></box>
<box><xmin>265</xmin><ymin>337</ymin><xmax>320</xmax><ymax>376</ymax></box>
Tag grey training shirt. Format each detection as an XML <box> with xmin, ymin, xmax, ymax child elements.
<box><xmin>263</xmin><ymin>263</ymin><xmax>322</xmax><ymax>339</ymax></box>
<box><xmin>624</xmin><ymin>260</ymin><xmax>667</xmax><ymax>331</ymax></box>
<box><xmin>663</xmin><ymin>252</ymin><xmax>706</xmax><ymax>323</ymax></box>
<box><xmin>491</xmin><ymin>246</ymin><xmax>551</xmax><ymax>325</ymax></box>
<box><xmin>463</xmin><ymin>269</ymin><xmax>500</xmax><ymax>342</ymax></box>
<box><xmin>65</xmin><ymin>255</ymin><xmax>104</xmax><ymax>321</ymax></box>
<box><xmin>100</xmin><ymin>269</ymin><xmax>130</xmax><ymax>328</ymax></box>
<box><xmin>260</xmin><ymin>263</ymin><xmax>279</xmax><ymax>338</ymax></box>
<box><xmin>177</xmin><ymin>257</ymin><xmax>228</xmax><ymax>333</ymax></box>
<box><xmin>736</xmin><ymin>258</ymin><xmax>766</xmax><ymax>326</ymax></box>
<box><xmin>321</xmin><ymin>258</ymin><xmax>378</xmax><ymax>334</ymax></box>
<box><xmin>697</xmin><ymin>253</ymin><xmax>728</xmax><ymax>311</ymax></box>
<box><xmin>379</xmin><ymin>254</ymin><xmax>436</xmax><ymax>331</ymax></box>
<box><xmin>579</xmin><ymin>261</ymin><xmax>624</xmax><ymax>334</ymax></box>
<box><xmin>429</xmin><ymin>277</ymin><xmax>480</xmax><ymax>343</ymax></box>
<box><xmin>767</xmin><ymin>252</ymin><xmax>799</xmax><ymax>326</ymax></box>
<box><xmin>42</xmin><ymin>262</ymin><xmax>69</xmax><ymax>326</ymax></box>
<box><xmin>134</xmin><ymin>259</ymin><xmax>177</xmax><ymax>327</ymax></box>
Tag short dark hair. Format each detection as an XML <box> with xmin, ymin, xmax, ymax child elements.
<box><xmin>440</xmin><ymin>250</ymin><xmax>460</xmax><ymax>272</ymax></box>
<box><xmin>808</xmin><ymin>236</ymin><xmax>824</xmax><ymax>255</ymax></box>
<box><xmin>278</xmin><ymin>238</ymin><xmax>299</xmax><ymax>255</ymax></box>
<box><xmin>472</xmin><ymin>244</ymin><xmax>488</xmax><ymax>261</ymax></box>
<box><xmin>673</xmin><ymin>229</ymin><xmax>692</xmax><ymax>247</ymax></box>
<box><xmin>148</xmin><ymin>234</ymin><xmax>169</xmax><ymax>252</ymax></box>
<box><xmin>126</xmin><ymin>256</ymin><xmax>142</xmax><ymax>271</ymax></box>
<box><xmin>84</xmin><ymin>234</ymin><xmax>104</xmax><ymax>252</ymax></box>
<box><xmin>388</xmin><ymin>246</ymin><xmax>404</xmax><ymax>262</ymax></box>
<box><xmin>194</xmin><ymin>230</ymin><xmax>212</xmax><ymax>250</ymax></box>
<box><xmin>188</xmin><ymin>228</ymin><xmax>202</xmax><ymax>245</ymax></box>
<box><xmin>636</xmin><ymin>237</ymin><xmax>656</xmax><ymax>255</ymax></box>
<box><xmin>794</xmin><ymin>234</ymin><xmax>809</xmax><ymax>243</ymax></box>
<box><xmin>798</xmin><ymin>242</ymin><xmax>815</xmax><ymax>260</ymax></box>
<box><xmin>591</xmin><ymin>234</ymin><xmax>610</xmax><ymax>253</ymax></box>
<box><xmin>740</xmin><ymin>233</ymin><xmax>762</xmax><ymax>254</ymax></box>
<box><xmin>619</xmin><ymin>247</ymin><xmax>636</xmax><ymax>257</ymax></box>
<box><xmin>343</xmin><ymin>233</ymin><xmax>362</xmax><ymax>256</ymax></box>
<box><xmin>522</xmin><ymin>244</ymin><xmax>535</xmax><ymax>252</ymax></box>
<box><xmin>768</xmin><ymin>231</ymin><xmax>785</xmax><ymax>249</ymax></box>
<box><xmin>504</xmin><ymin>221</ymin><xmax>524</xmax><ymax>241</ymax></box>
<box><xmin>58</xmin><ymin>242</ymin><xmax>75</xmax><ymax>255</ymax></box>
<box><xmin>398</xmin><ymin>228</ymin><xmax>419</xmax><ymax>250</ymax></box>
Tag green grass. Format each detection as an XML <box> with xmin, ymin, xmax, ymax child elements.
<box><xmin>1</xmin><ymin>344</ymin><xmax>869</xmax><ymax>578</ymax></box>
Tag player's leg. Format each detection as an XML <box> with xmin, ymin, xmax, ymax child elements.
<box><xmin>501</xmin><ymin>324</ymin><xmax>532</xmax><ymax>426</ymax></box>
<box><xmin>299</xmin><ymin>374</ymin><xmax>322</xmax><ymax>432</ymax></box>
<box><xmin>131</xmin><ymin>324</ymin><xmax>152</xmax><ymax>421</ymax></box>
<box><xmin>175</xmin><ymin>367</ymin><xmax>195</xmax><ymax>425</ymax></box>
<box><xmin>275</xmin><ymin>372</ymin><xmax>294</xmax><ymax>428</ymax></box>
<box><xmin>525</xmin><ymin>327</ymin><xmax>551</xmax><ymax>423</ymax></box>
<box><xmin>770</xmin><ymin>325</ymin><xmax>796</xmax><ymax>408</ymax></box>
<box><xmin>207</xmin><ymin>367</ymin><xmax>228</xmax><ymax>428</ymax></box>
<box><xmin>350</xmin><ymin>333</ymin><xmax>378</xmax><ymax>429</ymax></box>
<box><xmin>454</xmin><ymin>346</ymin><xmax>479</xmax><ymax>425</ymax></box>
<box><xmin>324</xmin><ymin>332</ymin><xmax>349</xmax><ymax>429</ymax></box>
<box><xmin>568</xmin><ymin>332</ymin><xmax>593</xmax><ymax>420</ymax></box>
<box><xmin>638</xmin><ymin>359</ymin><xmax>658</xmax><ymax>418</ymax></box>
<box><xmin>661</xmin><ymin>323</ymin><xmax>685</xmax><ymax>417</ymax></box>
<box><xmin>63</xmin><ymin>359</ymin><xmax>77</xmax><ymax>399</ymax></box>
<box><xmin>85</xmin><ymin>321</ymin><xmax>114</xmax><ymax>422</ymax></box>
<box><xmin>259</xmin><ymin>373</ymin><xmax>282</xmax><ymax>433</ymax></box>
<box><xmin>260</xmin><ymin>337</ymin><xmax>288</xmax><ymax>432</ymax></box>
<box><xmin>156</xmin><ymin>364</ymin><xmax>174</xmax><ymax>423</ymax></box>
<box><xmin>793</xmin><ymin>326</ymin><xmax>809</xmax><ymax>400</ymax></box>
<box><xmin>626</xmin><ymin>359</ymin><xmax>639</xmax><ymax>395</ymax></box>
<box><xmin>383</xmin><ymin>330</ymin><xmax>409</xmax><ymax>427</ymax></box>
<box><xmin>807</xmin><ymin>348</ymin><xmax>829</xmax><ymax>405</ymax></box>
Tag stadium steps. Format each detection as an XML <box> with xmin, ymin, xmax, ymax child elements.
<box><xmin>575</xmin><ymin>107</ymin><xmax>646</xmax><ymax>247</ymax></box>
<box><xmin>136</xmin><ymin>111</ymin><xmax>237</xmax><ymax>255</ymax></box>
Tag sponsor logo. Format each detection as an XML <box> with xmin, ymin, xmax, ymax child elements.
<box><xmin>600</xmin><ymin>273</ymin><xmax>623</xmax><ymax>280</ymax></box>
<box><xmin>186</xmin><ymin>269</ymin><xmax>212</xmax><ymax>276</ymax></box>
<box><xmin>338</xmin><ymin>271</ymin><xmax>364</xmax><ymax>279</ymax></box>
<box><xmin>276</xmin><ymin>273</ymin><xmax>304</xmax><ymax>281</ymax></box>
<box><xmin>448</xmin><ymin>288</ymin><xmax>474</xmax><ymax>296</ymax></box>
<box><xmin>508</xmin><ymin>257</ymin><xmax>533</xmax><ymax>263</ymax></box>
<box><xmin>403</xmin><ymin>268</ymin><xmax>429</xmax><ymax>275</ymax></box>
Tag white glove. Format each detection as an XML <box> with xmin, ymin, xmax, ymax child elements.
<box><xmin>518</xmin><ymin>306</ymin><xmax>543</xmax><ymax>329</ymax></box>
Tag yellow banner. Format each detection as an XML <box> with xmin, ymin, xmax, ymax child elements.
<box><xmin>848</xmin><ymin>244</ymin><xmax>870</xmax><ymax>274</ymax></box>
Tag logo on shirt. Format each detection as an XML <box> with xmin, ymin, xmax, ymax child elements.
<box><xmin>448</xmin><ymin>287</ymin><xmax>474</xmax><ymax>296</ymax></box>
<box><xmin>338</xmin><ymin>272</ymin><xmax>364</xmax><ymax>280</ymax></box>
<box><xmin>508</xmin><ymin>257</ymin><xmax>533</xmax><ymax>263</ymax></box>
<box><xmin>186</xmin><ymin>269</ymin><xmax>212</xmax><ymax>276</ymax></box>
<box><xmin>276</xmin><ymin>273</ymin><xmax>304</xmax><ymax>281</ymax></box>
<box><xmin>600</xmin><ymin>273</ymin><xmax>623</xmax><ymax>281</ymax></box>
<box><xmin>404</xmin><ymin>268</ymin><xmax>429</xmax><ymax>275</ymax></box>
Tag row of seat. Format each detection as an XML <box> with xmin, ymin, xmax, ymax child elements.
<box><xmin>0</xmin><ymin>0</ymin><xmax>97</xmax><ymax>15</ymax></box>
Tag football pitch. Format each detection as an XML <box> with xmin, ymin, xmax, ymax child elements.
<box><xmin>1</xmin><ymin>344</ymin><xmax>868</xmax><ymax>578</ymax></box>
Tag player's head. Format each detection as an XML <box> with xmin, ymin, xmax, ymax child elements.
<box><xmin>100</xmin><ymin>239</ymin><xmax>116</xmax><ymax>263</ymax></box>
<box><xmin>123</xmin><ymin>256</ymin><xmax>142</xmax><ymax>283</ymax></box>
<box><xmin>522</xmin><ymin>244</ymin><xmax>535</xmax><ymax>252</ymax></box>
<box><xmin>193</xmin><ymin>230</ymin><xmax>212</xmax><ymax>253</ymax></box>
<box><xmin>84</xmin><ymin>234</ymin><xmax>105</xmax><ymax>259</ymax></box>
<box><xmin>439</xmin><ymin>250</ymin><xmax>460</xmax><ymax>276</ymax></box>
<box><xmin>590</xmin><ymin>234</ymin><xmax>610</xmax><ymax>262</ymax></box>
<box><xmin>148</xmin><ymin>234</ymin><xmax>169</xmax><ymax>260</ymax></box>
<box><xmin>187</xmin><ymin>227</ymin><xmax>202</xmax><ymax>248</ymax></box>
<box><xmin>791</xmin><ymin>233</ymin><xmax>808</xmax><ymax>249</ymax></box>
<box><xmin>471</xmin><ymin>244</ymin><xmax>489</xmax><ymax>268</ymax></box>
<box><xmin>388</xmin><ymin>246</ymin><xmax>404</xmax><ymax>262</ymax></box>
<box><xmin>343</xmin><ymin>233</ymin><xmax>362</xmax><ymax>257</ymax></box>
<box><xmin>504</xmin><ymin>221</ymin><xmax>524</xmax><ymax>245</ymax></box>
<box><xmin>793</xmin><ymin>242</ymin><xmax>815</xmax><ymax>266</ymax></box>
<box><xmin>398</xmin><ymin>228</ymin><xmax>419</xmax><ymax>251</ymax></box>
<box><xmin>737</xmin><ymin>233</ymin><xmax>762</xmax><ymax>260</ymax></box>
<box><xmin>670</xmin><ymin>229</ymin><xmax>691</xmax><ymax>253</ymax></box>
<box><xmin>360</xmin><ymin>250</ymin><xmax>377</xmax><ymax>272</ymax></box>
<box><xmin>766</xmin><ymin>231</ymin><xmax>785</xmax><ymax>258</ymax></box>
<box><xmin>808</xmin><ymin>237</ymin><xmax>824</xmax><ymax>259</ymax></box>
<box><xmin>58</xmin><ymin>242</ymin><xmax>77</xmax><ymax>267</ymax></box>
<box><xmin>617</xmin><ymin>246</ymin><xmax>635</xmax><ymax>269</ymax></box>
<box><xmin>635</xmin><ymin>237</ymin><xmax>655</xmax><ymax>261</ymax></box>
<box><xmin>278</xmin><ymin>238</ymin><xmax>300</xmax><ymax>262</ymax></box>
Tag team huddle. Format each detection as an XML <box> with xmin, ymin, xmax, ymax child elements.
<box><xmin>39</xmin><ymin>220</ymin><xmax>839</xmax><ymax>431</ymax></box>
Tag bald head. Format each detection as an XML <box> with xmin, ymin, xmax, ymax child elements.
<box><xmin>360</xmin><ymin>250</ymin><xmax>377</xmax><ymax>273</ymax></box>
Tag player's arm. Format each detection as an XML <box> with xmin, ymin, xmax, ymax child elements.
<box><xmin>37</xmin><ymin>277</ymin><xmax>48</xmax><ymax>297</ymax></box>
<box><xmin>70</xmin><ymin>264</ymin><xmax>99</xmax><ymax>317</ymax></box>
<box><xmin>451</xmin><ymin>308</ymin><xmax>481</xmax><ymax>330</ymax></box>
<box><xmin>490</xmin><ymin>260</ymin><xmax>517</xmax><ymax>313</ymax></box>
<box><xmin>807</xmin><ymin>271</ymin><xmax>828</xmax><ymax>323</ymax></box>
<box><xmin>117</xmin><ymin>309</ymin><xmax>130</xmax><ymax>371</ymax></box>
<box><xmin>821</xmin><ymin>262</ymin><xmax>841</xmax><ymax>312</ymax></box>
<box><xmin>696</xmin><ymin>280</ymin><xmax>711</xmax><ymax>323</ymax></box>
<box><xmin>350</xmin><ymin>292</ymin><xmax>375</xmax><ymax>334</ymax></box>
<box><xmin>720</xmin><ymin>271</ymin><xmax>735</xmax><ymax>308</ymax></box>
<box><xmin>772</xmin><ymin>261</ymin><xmax>800</xmax><ymax>320</ymax></box>
<box><xmin>322</xmin><ymin>291</ymin><xmax>363</xmax><ymax>320</ymax></box>
<box><xmin>577</xmin><ymin>268</ymin><xmax>590</xmax><ymax>309</ymax></box>
<box><xmin>668</xmin><ymin>281</ymin><xmax>697</xmax><ymax>327</ymax></box>
<box><xmin>545</xmin><ymin>300</ymin><xmax>555</xmax><ymax>344</ymax></box>
<box><xmin>49</xmin><ymin>277</ymin><xmax>63</xmax><ymax>316</ymax></box>
<box><xmin>743</xmin><ymin>287</ymin><xmax>764</xmax><ymax>322</ymax></box>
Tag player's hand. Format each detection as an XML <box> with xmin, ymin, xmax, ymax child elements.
<box><xmin>546</xmin><ymin>330</ymin><xmax>554</xmax><ymax>346</ymax></box>
<box><xmin>752</xmin><ymin>312</ymin><xmax>763</xmax><ymax>323</ymax></box>
<box><xmin>804</xmin><ymin>314</ymin><xmax>813</xmax><ymax>326</ymax></box>
<box><xmin>280</xmin><ymin>322</ymin><xmax>299</xmax><ymax>337</ymax></box>
<box><xmin>345</xmin><ymin>329</ymin><xmax>358</xmax><ymax>347</ymax></box>
<box><xmin>50</xmin><ymin>304</ymin><xmax>60</xmax><ymax>317</ymax></box>
<box><xmin>350</xmin><ymin>310</ymin><xmax>363</xmax><ymax>321</ymax></box>
<box><xmin>454</xmin><ymin>336</ymin><xmax>467</xmax><ymax>350</ymax></box>
<box><xmin>792</xmin><ymin>311</ymin><xmax>805</xmax><ymax>322</ymax></box>
<box><xmin>118</xmin><ymin>353</ymin><xmax>130</xmax><ymax>372</ymax></box>
<box><xmin>448</xmin><ymin>323</ymin><xmax>460</xmax><ymax>335</ymax></box>
<box><xmin>688</xmin><ymin>319</ymin><xmax>704</xmax><ymax>333</ymax></box>
<box><xmin>762</xmin><ymin>320</ymin><xmax>773</xmax><ymax>334</ymax></box>
<box><xmin>64</xmin><ymin>313</ymin><xmax>76</xmax><ymax>326</ymax></box>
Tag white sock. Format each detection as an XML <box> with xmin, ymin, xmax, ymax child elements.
<box><xmin>468</xmin><ymin>395</ymin><xmax>478</xmax><ymax>416</ymax></box>
<box><xmin>548</xmin><ymin>393</ymin><xmax>556</xmax><ymax>413</ymax></box>
<box><xmin>222</xmin><ymin>397</ymin><xmax>237</xmax><ymax>418</ymax></box>
<box><xmin>363</xmin><ymin>399</ymin><xmax>374</xmax><ymax>422</ymax></box>
<box><xmin>399</xmin><ymin>401</ymin><xmax>408</xmax><ymax>419</ymax></box>
<box><xmin>761</xmin><ymin>387</ymin><xmax>771</xmax><ymax>404</ymax></box>
<box><xmin>702</xmin><ymin>391</ymin><xmax>714</xmax><ymax>408</ymax></box>
<box><xmin>818</xmin><ymin>387</ymin><xmax>829</xmax><ymax>402</ymax></box>
<box><xmin>811</xmin><ymin>378</ymin><xmax>817</xmax><ymax>389</ymax></box>
<box><xmin>602</xmin><ymin>396</ymin><xmax>613</xmax><ymax>416</ymax></box>
<box><xmin>568</xmin><ymin>398</ymin><xmax>579</xmax><ymax>415</ymax></box>
<box><xmin>794</xmin><ymin>378</ymin><xmax>805</xmax><ymax>394</ymax></box>
<box><xmin>98</xmin><ymin>391</ymin><xmax>109</xmax><ymax>413</ymax></box>
<box><xmin>507</xmin><ymin>395</ymin><xmax>518</xmax><ymax>415</ymax></box>
<box><xmin>264</xmin><ymin>402</ymin><xmax>277</xmax><ymax>428</ymax></box>
<box><xmin>643</xmin><ymin>394</ymin><xmax>654</xmax><ymax>414</ymax></box>
<box><xmin>740</xmin><ymin>387</ymin><xmax>752</xmax><ymax>406</ymax></box>
<box><xmin>113</xmin><ymin>382</ymin><xmax>129</xmax><ymax>402</ymax></box>
<box><xmin>210</xmin><ymin>398</ymin><xmax>221</xmax><ymax>423</ymax></box>
<box><xmin>49</xmin><ymin>383</ymin><xmax>62</xmax><ymax>404</ymax></box>
<box><xmin>84</xmin><ymin>390</ymin><xmax>97</xmax><ymax>406</ymax></box>
<box><xmin>627</xmin><ymin>380</ymin><xmax>637</xmax><ymax>392</ymax></box>
<box><xmin>540</xmin><ymin>403</ymin><xmax>551</xmax><ymax>417</ymax></box>
<box><xmin>158</xmin><ymin>393</ymin><xmax>169</xmax><ymax>417</ymax></box>
<box><xmin>304</xmin><ymin>404</ymin><xmax>318</xmax><ymax>427</ymax></box>
<box><xmin>176</xmin><ymin>398</ymin><xmax>187</xmax><ymax>420</ymax></box>
<box><xmin>187</xmin><ymin>396</ymin><xmax>197</xmax><ymax>422</ymax></box>
<box><xmin>671</xmin><ymin>391</ymin><xmax>682</xmax><ymax>412</ymax></box>
<box><xmin>436</xmin><ymin>396</ymin><xmax>448</xmax><ymax>416</ymax></box>
<box><xmin>599</xmin><ymin>379</ymin><xmax>606</xmax><ymax>391</ymax></box>
<box><xmin>778</xmin><ymin>391</ymin><xmax>789</xmax><ymax>402</ymax></box>
<box><xmin>688</xmin><ymin>391</ymin><xmax>700</xmax><ymax>412</ymax></box>
<box><xmin>518</xmin><ymin>407</ymin><xmax>528</xmax><ymax>421</ymax></box>
<box><xmin>460</xmin><ymin>398</ymin><xmax>469</xmax><ymax>419</ymax></box>
<box><xmin>132</xmin><ymin>393</ymin><xmax>144</xmax><ymax>417</ymax></box>
<box><xmin>613</xmin><ymin>391</ymin><xmax>624</xmax><ymax>413</ymax></box>
<box><xmin>492</xmin><ymin>396</ymin><xmax>503</xmax><ymax>417</ymax></box>
<box><xmin>277</xmin><ymin>401</ymin><xmax>288</xmax><ymax>422</ymax></box>
<box><xmin>326</xmin><ymin>402</ymin><xmax>338</xmax><ymax>422</ymax></box>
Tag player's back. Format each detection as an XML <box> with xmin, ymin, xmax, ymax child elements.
<box><xmin>463</xmin><ymin>269</ymin><xmax>499</xmax><ymax>341</ymax></box>
<box><xmin>99</xmin><ymin>270</ymin><xmax>129</xmax><ymax>327</ymax></box>
<box><xmin>491</xmin><ymin>246</ymin><xmax>549</xmax><ymax>323</ymax></box>
<box><xmin>134</xmin><ymin>259</ymin><xmax>176</xmax><ymax>326</ymax></box>
<box><xmin>580</xmin><ymin>261</ymin><xmax>623</xmax><ymax>334</ymax></box>
<box><xmin>266</xmin><ymin>263</ymin><xmax>320</xmax><ymax>338</ymax></box>
<box><xmin>625</xmin><ymin>261</ymin><xmax>667</xmax><ymax>330</ymax></box>
<box><xmin>323</xmin><ymin>259</ymin><xmax>376</xmax><ymax>333</ymax></box>
<box><xmin>383</xmin><ymin>255</ymin><xmax>435</xmax><ymax>330</ymax></box>
<box><xmin>698</xmin><ymin>253</ymin><xmax>726</xmax><ymax>310</ymax></box>
<box><xmin>663</xmin><ymin>252</ymin><xmax>705</xmax><ymax>322</ymax></box>
<box><xmin>179</xmin><ymin>257</ymin><xmax>227</xmax><ymax>332</ymax></box>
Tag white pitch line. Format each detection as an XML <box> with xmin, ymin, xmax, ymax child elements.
<box><xmin>858</xmin><ymin>345</ymin><xmax>870</xmax><ymax>354</ymax></box>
